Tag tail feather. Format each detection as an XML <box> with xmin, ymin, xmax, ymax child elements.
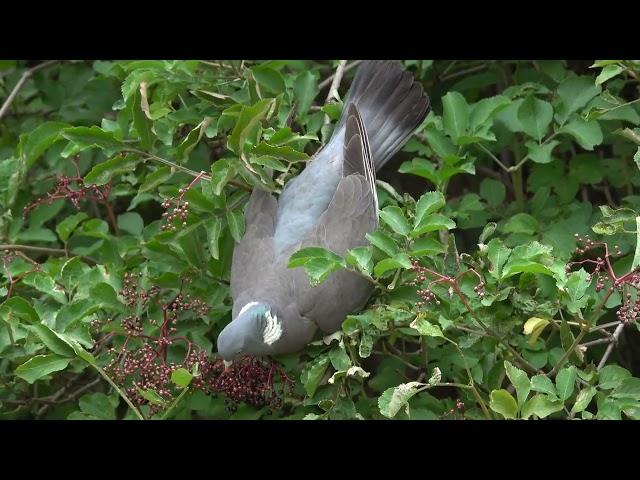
<box><xmin>335</xmin><ymin>60</ymin><xmax>430</xmax><ymax>170</ymax></box>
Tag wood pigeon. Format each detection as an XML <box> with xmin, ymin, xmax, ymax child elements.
<box><xmin>217</xmin><ymin>60</ymin><xmax>430</xmax><ymax>362</ymax></box>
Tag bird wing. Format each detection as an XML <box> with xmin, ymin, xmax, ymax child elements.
<box><xmin>230</xmin><ymin>188</ymin><xmax>278</xmax><ymax>316</ymax></box>
<box><xmin>286</xmin><ymin>104</ymin><xmax>378</xmax><ymax>332</ymax></box>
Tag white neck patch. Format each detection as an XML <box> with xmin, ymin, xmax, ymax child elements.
<box><xmin>238</xmin><ymin>301</ymin><xmax>259</xmax><ymax>317</ymax></box>
<box><xmin>262</xmin><ymin>309</ymin><xmax>282</xmax><ymax>345</ymax></box>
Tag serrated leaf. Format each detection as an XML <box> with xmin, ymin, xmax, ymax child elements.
<box><xmin>15</xmin><ymin>354</ymin><xmax>72</xmax><ymax>384</ymax></box>
<box><xmin>61</xmin><ymin>126</ymin><xmax>124</xmax><ymax>157</ymax></box>
<box><xmin>205</xmin><ymin>216</ymin><xmax>224</xmax><ymax>260</ymax></box>
<box><xmin>379</xmin><ymin>206</ymin><xmax>410</xmax><ymax>236</ymax></box>
<box><xmin>366</xmin><ymin>231</ymin><xmax>399</xmax><ymax>257</ymax></box>
<box><xmin>556</xmin><ymin>366</ymin><xmax>577</xmax><ymax>401</ymax></box>
<box><xmin>373</xmin><ymin>253</ymin><xmax>412</xmax><ymax>277</ymax></box>
<box><xmin>517</xmin><ymin>95</ymin><xmax>553</xmax><ymax>141</ymax></box>
<box><xmin>171</xmin><ymin>368</ymin><xmax>193</xmax><ymax>388</ymax></box>
<box><xmin>414</xmin><ymin>191</ymin><xmax>446</xmax><ymax>228</ymax></box>
<box><xmin>56</xmin><ymin>212</ymin><xmax>89</xmax><ymax>242</ymax></box>
<box><xmin>139</xmin><ymin>166</ymin><xmax>171</xmax><ymax>193</ymax></box>
<box><xmin>410</xmin><ymin>316</ymin><xmax>445</xmax><ymax>338</ymax></box>
<box><xmin>28</xmin><ymin>323</ymin><xmax>76</xmax><ymax>357</ymax></box>
<box><xmin>378</xmin><ymin>382</ymin><xmax>423</xmax><ymax>418</ymax></box>
<box><xmin>442</xmin><ymin>91</ymin><xmax>469</xmax><ymax>144</ymax></box>
<box><xmin>84</xmin><ymin>154</ymin><xmax>138</xmax><ymax>185</ymax></box>
<box><xmin>598</xmin><ymin>365</ymin><xmax>631</xmax><ymax>390</ymax></box>
<box><xmin>530</xmin><ymin>374</ymin><xmax>557</xmax><ymax>398</ymax></box>
<box><xmin>521</xmin><ymin>394</ymin><xmax>564</xmax><ymax>419</ymax></box>
<box><xmin>571</xmin><ymin>386</ymin><xmax>597</xmax><ymax>414</ymax></box>
<box><xmin>489</xmin><ymin>389</ymin><xmax>518</xmax><ymax>419</ymax></box>
<box><xmin>504</xmin><ymin>360</ymin><xmax>530</xmax><ymax>406</ymax></box>
<box><xmin>559</xmin><ymin>118</ymin><xmax>603</xmax><ymax>151</ymax></box>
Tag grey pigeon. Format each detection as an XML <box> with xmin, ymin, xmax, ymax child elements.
<box><xmin>217</xmin><ymin>60</ymin><xmax>430</xmax><ymax>361</ymax></box>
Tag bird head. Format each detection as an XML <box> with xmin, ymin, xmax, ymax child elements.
<box><xmin>216</xmin><ymin>301</ymin><xmax>283</xmax><ymax>362</ymax></box>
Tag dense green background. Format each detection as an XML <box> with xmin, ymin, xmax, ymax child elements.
<box><xmin>2</xmin><ymin>60</ymin><xmax>640</xmax><ymax>420</ymax></box>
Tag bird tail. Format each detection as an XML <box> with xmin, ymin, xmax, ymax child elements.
<box><xmin>334</xmin><ymin>60</ymin><xmax>430</xmax><ymax>170</ymax></box>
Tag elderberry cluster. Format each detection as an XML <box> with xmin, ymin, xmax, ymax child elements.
<box><xmin>567</xmin><ymin>234</ymin><xmax>640</xmax><ymax>325</ymax></box>
<box><xmin>207</xmin><ymin>356</ymin><xmax>293</xmax><ymax>413</ymax></box>
<box><xmin>409</xmin><ymin>259</ymin><xmax>485</xmax><ymax>309</ymax></box>
<box><xmin>440</xmin><ymin>398</ymin><xmax>466</xmax><ymax>420</ymax></box>
<box><xmin>161</xmin><ymin>196</ymin><xmax>189</xmax><ymax>232</ymax></box>
<box><xmin>23</xmin><ymin>173</ymin><xmax>111</xmax><ymax>217</ymax></box>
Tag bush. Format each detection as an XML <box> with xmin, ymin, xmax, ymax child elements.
<box><xmin>1</xmin><ymin>59</ymin><xmax>640</xmax><ymax>420</ymax></box>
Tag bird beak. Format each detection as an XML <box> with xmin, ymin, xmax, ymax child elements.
<box><xmin>223</xmin><ymin>360</ymin><xmax>233</xmax><ymax>370</ymax></box>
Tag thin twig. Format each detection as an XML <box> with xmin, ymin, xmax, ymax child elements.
<box><xmin>324</xmin><ymin>60</ymin><xmax>348</xmax><ymax>126</ymax></box>
<box><xmin>318</xmin><ymin>60</ymin><xmax>361</xmax><ymax>90</ymax></box>
<box><xmin>597</xmin><ymin>322</ymin><xmax>626</xmax><ymax>370</ymax></box>
<box><xmin>0</xmin><ymin>60</ymin><xmax>59</xmax><ymax>121</ymax></box>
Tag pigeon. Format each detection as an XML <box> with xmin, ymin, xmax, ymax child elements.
<box><xmin>217</xmin><ymin>60</ymin><xmax>430</xmax><ymax>362</ymax></box>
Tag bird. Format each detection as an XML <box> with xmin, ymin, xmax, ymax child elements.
<box><xmin>216</xmin><ymin>60</ymin><xmax>430</xmax><ymax>362</ymax></box>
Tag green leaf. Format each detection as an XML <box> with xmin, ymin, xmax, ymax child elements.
<box><xmin>15</xmin><ymin>354</ymin><xmax>72</xmax><ymax>384</ymax></box>
<box><xmin>442</xmin><ymin>91</ymin><xmax>470</xmax><ymax>144</ymax></box>
<box><xmin>503</xmin><ymin>213</ymin><xmax>538</xmax><ymax>235</ymax></box>
<box><xmin>253</xmin><ymin>66</ymin><xmax>286</xmax><ymax>95</ymax></box>
<box><xmin>288</xmin><ymin>247</ymin><xmax>345</xmax><ymax>285</ymax></box>
<box><xmin>226</xmin><ymin>210</ymin><xmax>244</xmax><ymax>242</ymax></box>
<box><xmin>28</xmin><ymin>323</ymin><xmax>76</xmax><ymax>357</ymax></box>
<box><xmin>479</xmin><ymin>178</ymin><xmax>506</xmax><ymax>207</ymax></box>
<box><xmin>414</xmin><ymin>191</ymin><xmax>446</xmax><ymax>228</ymax></box>
<box><xmin>559</xmin><ymin>118</ymin><xmax>603</xmax><ymax>151</ymax></box>
<box><xmin>598</xmin><ymin>365</ymin><xmax>631</xmax><ymax>390</ymax></box>
<box><xmin>117</xmin><ymin>212</ymin><xmax>144</xmax><ymax>236</ymax></box>
<box><xmin>20</xmin><ymin>121</ymin><xmax>70</xmax><ymax>167</ymax></box>
<box><xmin>373</xmin><ymin>253</ymin><xmax>412</xmax><ymax>277</ymax></box>
<box><xmin>378</xmin><ymin>382</ymin><xmax>423</xmax><ymax>418</ymax></box>
<box><xmin>171</xmin><ymin>368</ymin><xmax>193</xmax><ymax>388</ymax></box>
<box><xmin>530</xmin><ymin>374</ymin><xmax>557</xmax><ymax>398</ymax></box>
<box><xmin>346</xmin><ymin>246</ymin><xmax>374</xmax><ymax>275</ymax></box>
<box><xmin>379</xmin><ymin>206</ymin><xmax>410</xmax><ymax>236</ymax></box>
<box><xmin>0</xmin><ymin>296</ymin><xmax>40</xmax><ymax>324</ymax></box>
<box><xmin>526</xmin><ymin>140</ymin><xmax>559</xmax><ymax>164</ymax></box>
<box><xmin>78</xmin><ymin>393</ymin><xmax>116</xmax><ymax>420</ymax></box>
<box><xmin>504</xmin><ymin>361</ymin><xmax>530</xmax><ymax>407</ymax></box>
<box><xmin>366</xmin><ymin>231</ymin><xmax>399</xmax><ymax>257</ymax></box>
<box><xmin>410</xmin><ymin>238</ymin><xmax>445</xmax><ymax>257</ymax></box>
<box><xmin>21</xmin><ymin>271</ymin><xmax>66</xmax><ymax>304</ymax></box>
<box><xmin>489</xmin><ymin>389</ymin><xmax>518</xmax><ymax>419</ymax></box>
<box><xmin>556</xmin><ymin>366</ymin><xmax>577</xmax><ymax>401</ymax></box>
<box><xmin>517</xmin><ymin>95</ymin><xmax>553</xmax><ymax>141</ymax></box>
<box><xmin>61</xmin><ymin>126</ymin><xmax>124</xmax><ymax>157</ymax></box>
<box><xmin>139</xmin><ymin>389</ymin><xmax>167</xmax><ymax>406</ymax></box>
<box><xmin>611</xmin><ymin>377</ymin><xmax>640</xmax><ymax>400</ymax></box>
<box><xmin>301</xmin><ymin>355</ymin><xmax>330</xmax><ymax>397</ymax></box>
<box><xmin>556</xmin><ymin>75</ymin><xmax>602</xmax><ymax>125</ymax></box>
<box><xmin>329</xmin><ymin>346</ymin><xmax>351</xmax><ymax>371</ymax></box>
<box><xmin>486</xmin><ymin>238</ymin><xmax>511</xmax><ymax>280</ymax></box>
<box><xmin>131</xmin><ymin>86</ymin><xmax>155</xmax><ymax>150</ymax></box>
<box><xmin>523</xmin><ymin>317</ymin><xmax>551</xmax><ymax>346</ymax></box>
<box><xmin>521</xmin><ymin>394</ymin><xmax>564</xmax><ymax>419</ymax></box>
<box><xmin>84</xmin><ymin>154</ymin><xmax>138</xmax><ymax>185</ymax></box>
<box><xmin>564</xmin><ymin>269</ymin><xmax>590</xmax><ymax>314</ymax></box>
<box><xmin>252</xmin><ymin>143</ymin><xmax>309</xmax><ymax>162</ymax></box>
<box><xmin>412</xmin><ymin>214</ymin><xmax>456</xmax><ymax>236</ymax></box>
<box><xmin>56</xmin><ymin>212</ymin><xmax>89</xmax><ymax>242</ymax></box>
<box><xmin>228</xmin><ymin>99</ymin><xmax>275</xmax><ymax>155</ymax></box>
<box><xmin>205</xmin><ymin>217</ymin><xmax>224</xmax><ymax>260</ymax></box>
<box><xmin>293</xmin><ymin>71</ymin><xmax>318</xmax><ymax>117</ymax></box>
<box><xmin>210</xmin><ymin>158</ymin><xmax>237</xmax><ymax>195</ymax></box>
<box><xmin>176</xmin><ymin>119</ymin><xmax>210</xmax><ymax>161</ymax></box>
<box><xmin>410</xmin><ymin>316</ymin><xmax>445</xmax><ymax>338</ymax></box>
<box><xmin>139</xmin><ymin>166</ymin><xmax>171</xmax><ymax>193</ymax></box>
<box><xmin>469</xmin><ymin>95</ymin><xmax>511</xmax><ymax>131</ymax></box>
<box><xmin>571</xmin><ymin>386</ymin><xmax>597</xmax><ymax>414</ymax></box>
<box><xmin>596</xmin><ymin>64</ymin><xmax>624</xmax><ymax>85</ymax></box>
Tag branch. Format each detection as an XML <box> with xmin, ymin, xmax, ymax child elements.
<box><xmin>597</xmin><ymin>322</ymin><xmax>626</xmax><ymax>370</ymax></box>
<box><xmin>0</xmin><ymin>61</ymin><xmax>59</xmax><ymax>121</ymax></box>
<box><xmin>324</xmin><ymin>60</ymin><xmax>348</xmax><ymax>126</ymax></box>
<box><xmin>318</xmin><ymin>60</ymin><xmax>361</xmax><ymax>90</ymax></box>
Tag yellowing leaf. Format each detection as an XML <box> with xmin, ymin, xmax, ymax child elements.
<box><xmin>523</xmin><ymin>317</ymin><xmax>551</xmax><ymax>345</ymax></box>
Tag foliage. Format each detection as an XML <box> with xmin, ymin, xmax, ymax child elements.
<box><xmin>2</xmin><ymin>59</ymin><xmax>640</xmax><ymax>420</ymax></box>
